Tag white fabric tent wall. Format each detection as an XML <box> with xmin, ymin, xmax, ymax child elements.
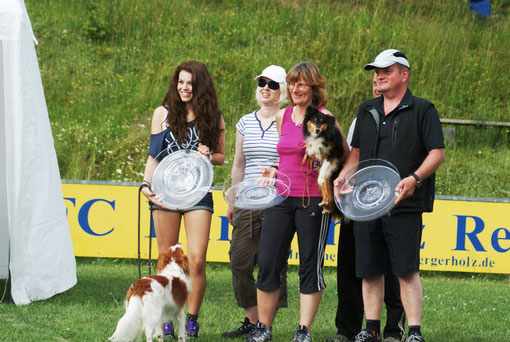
<box><xmin>0</xmin><ymin>0</ymin><xmax>76</xmax><ymax>304</ymax></box>
<box><xmin>0</xmin><ymin>41</ymin><xmax>8</xmax><ymax>281</ymax></box>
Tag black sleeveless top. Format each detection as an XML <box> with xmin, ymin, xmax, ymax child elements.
<box><xmin>148</xmin><ymin>120</ymin><xmax>200</xmax><ymax>161</ymax></box>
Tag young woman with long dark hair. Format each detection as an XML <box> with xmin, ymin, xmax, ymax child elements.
<box><xmin>141</xmin><ymin>60</ymin><xmax>225</xmax><ymax>338</ymax></box>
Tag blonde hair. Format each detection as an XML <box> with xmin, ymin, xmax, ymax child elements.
<box><xmin>286</xmin><ymin>62</ymin><xmax>327</xmax><ymax>108</ymax></box>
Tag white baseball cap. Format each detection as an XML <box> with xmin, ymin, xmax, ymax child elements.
<box><xmin>364</xmin><ymin>49</ymin><xmax>411</xmax><ymax>70</ymax></box>
<box><xmin>254</xmin><ymin>65</ymin><xmax>287</xmax><ymax>86</ymax></box>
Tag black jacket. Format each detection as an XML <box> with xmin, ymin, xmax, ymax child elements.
<box><xmin>353</xmin><ymin>89</ymin><xmax>444</xmax><ymax>213</ymax></box>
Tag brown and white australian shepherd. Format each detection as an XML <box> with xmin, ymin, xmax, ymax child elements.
<box><xmin>109</xmin><ymin>244</ymin><xmax>191</xmax><ymax>342</ymax></box>
<box><xmin>302</xmin><ymin>106</ymin><xmax>346</xmax><ymax>215</ymax></box>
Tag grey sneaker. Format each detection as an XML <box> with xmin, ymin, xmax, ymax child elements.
<box><xmin>384</xmin><ymin>336</ymin><xmax>405</xmax><ymax>342</ymax></box>
<box><xmin>354</xmin><ymin>330</ymin><xmax>380</xmax><ymax>342</ymax></box>
<box><xmin>293</xmin><ymin>325</ymin><xmax>312</xmax><ymax>342</ymax></box>
<box><xmin>248</xmin><ymin>322</ymin><xmax>272</xmax><ymax>342</ymax></box>
<box><xmin>384</xmin><ymin>337</ymin><xmax>403</xmax><ymax>342</ymax></box>
<box><xmin>405</xmin><ymin>334</ymin><xmax>424</xmax><ymax>342</ymax></box>
<box><xmin>221</xmin><ymin>317</ymin><xmax>256</xmax><ymax>338</ymax></box>
<box><xmin>326</xmin><ymin>335</ymin><xmax>351</xmax><ymax>342</ymax></box>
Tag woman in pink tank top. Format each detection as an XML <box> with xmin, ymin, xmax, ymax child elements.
<box><xmin>250</xmin><ymin>62</ymin><xmax>349</xmax><ymax>342</ymax></box>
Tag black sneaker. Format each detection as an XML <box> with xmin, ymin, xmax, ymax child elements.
<box><xmin>405</xmin><ymin>333</ymin><xmax>424</xmax><ymax>342</ymax></box>
<box><xmin>221</xmin><ymin>317</ymin><xmax>256</xmax><ymax>339</ymax></box>
<box><xmin>354</xmin><ymin>330</ymin><xmax>381</xmax><ymax>342</ymax></box>
<box><xmin>247</xmin><ymin>322</ymin><xmax>272</xmax><ymax>342</ymax></box>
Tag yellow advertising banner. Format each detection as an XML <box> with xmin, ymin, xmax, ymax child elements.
<box><xmin>63</xmin><ymin>182</ymin><xmax>510</xmax><ymax>274</ymax></box>
<box><xmin>419</xmin><ymin>199</ymin><xmax>510</xmax><ymax>273</ymax></box>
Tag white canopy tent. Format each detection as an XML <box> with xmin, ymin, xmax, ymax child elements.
<box><xmin>0</xmin><ymin>0</ymin><xmax>76</xmax><ymax>304</ymax></box>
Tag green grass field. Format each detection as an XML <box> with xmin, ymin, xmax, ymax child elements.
<box><xmin>0</xmin><ymin>259</ymin><xmax>509</xmax><ymax>342</ymax></box>
<box><xmin>24</xmin><ymin>0</ymin><xmax>510</xmax><ymax>198</ymax></box>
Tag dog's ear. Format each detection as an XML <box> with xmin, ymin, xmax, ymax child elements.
<box><xmin>305</xmin><ymin>105</ymin><xmax>317</xmax><ymax>118</ymax></box>
<box><xmin>156</xmin><ymin>247</ymin><xmax>174</xmax><ymax>272</ymax></box>
<box><xmin>169</xmin><ymin>245</ymin><xmax>189</xmax><ymax>274</ymax></box>
<box><xmin>325</xmin><ymin>113</ymin><xmax>336</xmax><ymax>125</ymax></box>
<box><xmin>175</xmin><ymin>254</ymin><xmax>189</xmax><ymax>275</ymax></box>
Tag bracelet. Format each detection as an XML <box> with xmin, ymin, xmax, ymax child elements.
<box><xmin>140</xmin><ymin>180</ymin><xmax>152</xmax><ymax>191</ymax></box>
<box><xmin>411</xmin><ymin>173</ymin><xmax>421</xmax><ymax>187</ymax></box>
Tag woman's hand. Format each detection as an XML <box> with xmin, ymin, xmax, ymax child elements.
<box><xmin>226</xmin><ymin>205</ymin><xmax>235</xmax><ymax>225</ymax></box>
<box><xmin>258</xmin><ymin>167</ymin><xmax>278</xmax><ymax>185</ymax></box>
<box><xmin>197</xmin><ymin>143</ymin><xmax>211</xmax><ymax>160</ymax></box>
<box><xmin>140</xmin><ymin>183</ymin><xmax>165</xmax><ymax>208</ymax></box>
<box><xmin>261</xmin><ymin>166</ymin><xmax>277</xmax><ymax>178</ymax></box>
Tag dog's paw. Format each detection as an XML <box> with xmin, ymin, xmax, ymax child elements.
<box><xmin>322</xmin><ymin>208</ymin><xmax>332</xmax><ymax>214</ymax></box>
<box><xmin>319</xmin><ymin>200</ymin><xmax>332</xmax><ymax>210</ymax></box>
<box><xmin>319</xmin><ymin>200</ymin><xmax>333</xmax><ymax>214</ymax></box>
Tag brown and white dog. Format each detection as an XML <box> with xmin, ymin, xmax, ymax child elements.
<box><xmin>109</xmin><ymin>244</ymin><xmax>191</xmax><ymax>342</ymax></box>
<box><xmin>302</xmin><ymin>106</ymin><xmax>345</xmax><ymax>215</ymax></box>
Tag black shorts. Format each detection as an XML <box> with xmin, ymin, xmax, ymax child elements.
<box><xmin>256</xmin><ymin>197</ymin><xmax>330</xmax><ymax>294</ymax></box>
<box><xmin>353</xmin><ymin>212</ymin><xmax>422</xmax><ymax>277</ymax></box>
<box><xmin>149</xmin><ymin>192</ymin><xmax>214</xmax><ymax>214</ymax></box>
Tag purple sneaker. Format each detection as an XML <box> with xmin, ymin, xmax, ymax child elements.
<box><xmin>186</xmin><ymin>318</ymin><xmax>200</xmax><ymax>338</ymax></box>
<box><xmin>163</xmin><ymin>321</ymin><xmax>175</xmax><ymax>339</ymax></box>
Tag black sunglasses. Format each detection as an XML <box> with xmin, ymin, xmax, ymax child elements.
<box><xmin>258</xmin><ymin>79</ymin><xmax>280</xmax><ymax>90</ymax></box>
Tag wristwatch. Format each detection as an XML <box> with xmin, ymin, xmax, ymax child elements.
<box><xmin>411</xmin><ymin>173</ymin><xmax>421</xmax><ymax>187</ymax></box>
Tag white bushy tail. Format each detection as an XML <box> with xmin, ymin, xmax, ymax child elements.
<box><xmin>109</xmin><ymin>297</ymin><xmax>143</xmax><ymax>341</ymax></box>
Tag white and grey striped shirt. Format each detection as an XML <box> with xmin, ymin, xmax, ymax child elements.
<box><xmin>237</xmin><ymin>110</ymin><xmax>279</xmax><ymax>179</ymax></box>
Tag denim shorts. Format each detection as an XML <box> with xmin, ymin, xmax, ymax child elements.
<box><xmin>149</xmin><ymin>192</ymin><xmax>214</xmax><ymax>214</ymax></box>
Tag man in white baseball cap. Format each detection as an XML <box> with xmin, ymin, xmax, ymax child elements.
<box><xmin>364</xmin><ymin>49</ymin><xmax>411</xmax><ymax>70</ymax></box>
<box><xmin>334</xmin><ymin>49</ymin><xmax>445</xmax><ymax>342</ymax></box>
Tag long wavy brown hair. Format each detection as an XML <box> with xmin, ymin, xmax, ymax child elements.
<box><xmin>162</xmin><ymin>61</ymin><xmax>222</xmax><ymax>152</ymax></box>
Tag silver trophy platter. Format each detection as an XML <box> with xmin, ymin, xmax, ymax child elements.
<box><xmin>335</xmin><ymin>159</ymin><xmax>401</xmax><ymax>221</ymax></box>
<box><xmin>223</xmin><ymin>171</ymin><xmax>291</xmax><ymax>210</ymax></box>
<box><xmin>152</xmin><ymin>150</ymin><xmax>213</xmax><ymax>210</ymax></box>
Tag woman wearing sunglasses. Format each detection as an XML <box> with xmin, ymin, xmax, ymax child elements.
<box><xmin>222</xmin><ymin>65</ymin><xmax>289</xmax><ymax>339</ymax></box>
<box><xmin>249</xmin><ymin>62</ymin><xmax>349</xmax><ymax>342</ymax></box>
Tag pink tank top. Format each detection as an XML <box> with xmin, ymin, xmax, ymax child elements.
<box><xmin>277</xmin><ymin>106</ymin><xmax>321</xmax><ymax>198</ymax></box>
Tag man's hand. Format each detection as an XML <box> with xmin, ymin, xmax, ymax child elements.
<box><xmin>334</xmin><ymin>174</ymin><xmax>352</xmax><ymax>198</ymax></box>
<box><xmin>394</xmin><ymin>176</ymin><xmax>418</xmax><ymax>204</ymax></box>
